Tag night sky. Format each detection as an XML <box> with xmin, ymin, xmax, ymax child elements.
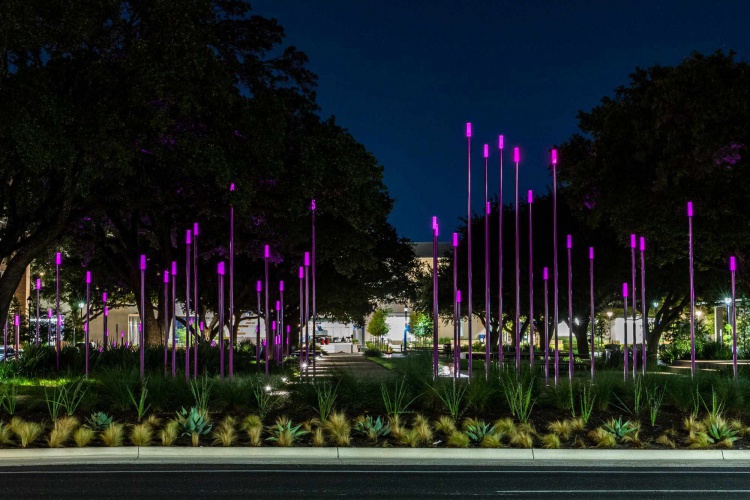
<box><xmin>252</xmin><ymin>0</ymin><xmax>750</xmax><ymax>242</ymax></box>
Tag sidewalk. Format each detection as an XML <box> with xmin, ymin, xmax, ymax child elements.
<box><xmin>311</xmin><ymin>352</ymin><xmax>393</xmax><ymax>378</ymax></box>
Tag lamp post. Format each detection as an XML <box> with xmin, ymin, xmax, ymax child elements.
<box><xmin>218</xmin><ymin>262</ymin><xmax>225</xmax><ymax>379</ymax></box>
<box><xmin>543</xmin><ymin>267</ymin><xmax>549</xmax><ymax>385</ymax></box>
<box><xmin>567</xmin><ymin>235</ymin><xmax>574</xmax><ymax>381</ymax></box>
<box><xmin>607</xmin><ymin>311</ymin><xmax>613</xmax><ymax>345</ymax></box>
<box><xmin>687</xmin><ymin>202</ymin><xmax>696</xmax><ymax>377</ymax></box>
<box><xmin>139</xmin><ymin>255</ymin><xmax>146</xmax><ymax>380</ymax></box>
<box><xmin>403</xmin><ymin>305</ymin><xmax>408</xmax><ymax>355</ymax></box>
<box><xmin>76</xmin><ymin>301</ymin><xmax>84</xmax><ymax>347</ymax></box>
<box><xmin>185</xmin><ymin>230</ymin><xmax>192</xmax><ymax>383</ymax></box>
<box><xmin>275</xmin><ymin>300</ymin><xmax>281</xmax><ymax>365</ymax></box>
<box><xmin>640</xmin><ymin>237</ymin><xmax>647</xmax><ymax>374</ymax></box>
<box><xmin>497</xmin><ymin>135</ymin><xmax>505</xmax><ymax>368</ymax></box>
<box><xmin>623</xmin><ymin>283</ymin><xmax>629</xmax><ymax>382</ymax></box>
<box><xmin>730</xmin><ymin>256</ymin><xmax>737</xmax><ymax>379</ymax></box>
<box><xmin>551</xmin><ymin>149</ymin><xmax>559</xmax><ymax>386</ymax></box>
<box><xmin>465</xmin><ymin>123</ymin><xmax>473</xmax><ymax>381</ymax></box>
<box><xmin>85</xmin><ymin>271</ymin><xmax>91</xmax><ymax>378</ymax></box>
<box><xmin>528</xmin><ymin>190</ymin><xmax>535</xmax><ymax>369</ymax></box>
<box><xmin>514</xmin><ymin>147</ymin><xmax>521</xmax><ymax>374</ymax></box>
<box><xmin>453</xmin><ymin>232</ymin><xmax>459</xmax><ymax>377</ymax></box>
<box><xmin>432</xmin><ymin>217</ymin><xmax>439</xmax><ymax>381</ymax></box>
<box><xmin>484</xmin><ymin>144</ymin><xmax>491</xmax><ymax>380</ymax></box>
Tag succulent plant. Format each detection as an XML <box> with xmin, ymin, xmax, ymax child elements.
<box><xmin>176</xmin><ymin>407</ymin><xmax>212</xmax><ymax>437</ymax></box>
<box><xmin>87</xmin><ymin>412</ymin><xmax>113</xmax><ymax>431</ymax></box>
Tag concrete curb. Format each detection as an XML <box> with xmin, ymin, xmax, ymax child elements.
<box><xmin>0</xmin><ymin>447</ymin><xmax>748</xmax><ymax>465</ymax></box>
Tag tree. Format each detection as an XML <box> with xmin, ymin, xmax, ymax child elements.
<box><xmin>367</xmin><ymin>309</ymin><xmax>390</xmax><ymax>343</ymax></box>
<box><xmin>557</xmin><ymin>51</ymin><xmax>750</xmax><ymax>357</ymax></box>
<box><xmin>409</xmin><ymin>311</ymin><xmax>433</xmax><ymax>347</ymax></box>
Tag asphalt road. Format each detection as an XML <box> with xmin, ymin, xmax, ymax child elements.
<box><xmin>1</xmin><ymin>464</ymin><xmax>749</xmax><ymax>499</ymax></box>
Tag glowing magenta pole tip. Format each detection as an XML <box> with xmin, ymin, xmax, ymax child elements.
<box><xmin>551</xmin><ymin>149</ymin><xmax>558</xmax><ymax>165</ymax></box>
<box><xmin>527</xmin><ymin>190</ymin><xmax>533</xmax><ymax>204</ymax></box>
<box><xmin>164</xmin><ymin>271</ymin><xmax>169</xmax><ymax>283</ymax></box>
<box><xmin>104</xmin><ymin>306</ymin><xmax>109</xmax><ymax>316</ymax></box>
<box><xmin>86</xmin><ymin>271</ymin><xmax>91</xmax><ymax>284</ymax></box>
<box><xmin>264</xmin><ymin>245</ymin><xmax>270</xmax><ymax>259</ymax></box>
<box><xmin>486</xmin><ymin>202</ymin><xmax>491</xmax><ymax>214</ymax></box>
<box><xmin>193</xmin><ymin>222</ymin><xmax>199</xmax><ymax>236</ymax></box>
<box><xmin>498</xmin><ymin>135</ymin><xmax>504</xmax><ymax>149</ymax></box>
<box><xmin>304</xmin><ymin>252</ymin><xmax>310</xmax><ymax>266</ymax></box>
<box><xmin>102</xmin><ymin>292</ymin><xmax>107</xmax><ymax>302</ymax></box>
<box><xmin>483</xmin><ymin>144</ymin><xmax>489</xmax><ymax>158</ymax></box>
<box><xmin>623</xmin><ymin>282</ymin><xmax>629</xmax><ymax>298</ymax></box>
<box><xmin>543</xmin><ymin>267</ymin><xmax>549</xmax><ymax>280</ymax></box>
<box><xmin>432</xmin><ymin>216</ymin><xmax>437</xmax><ymax>229</ymax></box>
<box><xmin>730</xmin><ymin>256</ymin><xmax>737</xmax><ymax>271</ymax></box>
<box><xmin>35</xmin><ymin>279</ymin><xmax>41</xmax><ymax>290</ymax></box>
<box><xmin>276</xmin><ymin>300</ymin><xmax>280</xmax><ymax>310</ymax></box>
<box><xmin>217</xmin><ymin>262</ymin><xmax>225</xmax><ymax>275</ymax></box>
<box><xmin>452</xmin><ymin>233</ymin><xmax>459</xmax><ymax>247</ymax></box>
<box><xmin>466</xmin><ymin>123</ymin><xmax>472</xmax><ymax>137</ymax></box>
<box><xmin>434</xmin><ymin>222</ymin><xmax>439</xmax><ymax>236</ymax></box>
<box><xmin>48</xmin><ymin>309</ymin><xmax>52</xmax><ymax>318</ymax></box>
<box><xmin>200</xmin><ymin>321</ymin><xmax>204</xmax><ymax>331</ymax></box>
<box><xmin>456</xmin><ymin>290</ymin><xmax>462</xmax><ymax>303</ymax></box>
<box><xmin>55</xmin><ymin>253</ymin><xmax>61</xmax><ymax>266</ymax></box>
<box><xmin>630</xmin><ymin>234</ymin><xmax>636</xmax><ymax>248</ymax></box>
<box><xmin>687</xmin><ymin>201</ymin><xmax>693</xmax><ymax>217</ymax></box>
<box><xmin>171</xmin><ymin>261</ymin><xmax>177</xmax><ymax>275</ymax></box>
<box><xmin>139</xmin><ymin>255</ymin><xmax>146</xmax><ymax>270</ymax></box>
<box><xmin>286</xmin><ymin>325</ymin><xmax>291</xmax><ymax>333</ymax></box>
<box><xmin>299</xmin><ymin>266</ymin><xmax>304</xmax><ymax>279</ymax></box>
<box><xmin>186</xmin><ymin>230</ymin><xmax>191</xmax><ymax>244</ymax></box>
<box><xmin>256</xmin><ymin>280</ymin><xmax>262</xmax><ymax>292</ymax></box>
<box><xmin>279</xmin><ymin>280</ymin><xmax>284</xmax><ymax>292</ymax></box>
<box><xmin>639</xmin><ymin>237</ymin><xmax>645</xmax><ymax>251</ymax></box>
<box><xmin>272</xmin><ymin>321</ymin><xmax>277</xmax><ymax>331</ymax></box>
<box><xmin>311</xmin><ymin>199</ymin><xmax>316</xmax><ymax>211</ymax></box>
<box><xmin>14</xmin><ymin>315</ymin><xmax>19</xmax><ymax>326</ymax></box>
<box><xmin>513</xmin><ymin>147</ymin><xmax>520</xmax><ymax>163</ymax></box>
<box><xmin>566</xmin><ymin>234</ymin><xmax>572</xmax><ymax>249</ymax></box>
<box><xmin>230</xmin><ymin>183</ymin><xmax>235</xmax><ymax>191</ymax></box>
<box><xmin>589</xmin><ymin>247</ymin><xmax>594</xmax><ymax>259</ymax></box>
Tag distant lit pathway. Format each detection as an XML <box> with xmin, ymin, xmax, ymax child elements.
<box><xmin>312</xmin><ymin>352</ymin><xmax>393</xmax><ymax>378</ymax></box>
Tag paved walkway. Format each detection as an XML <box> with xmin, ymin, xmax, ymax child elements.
<box><xmin>309</xmin><ymin>352</ymin><xmax>393</xmax><ymax>378</ymax></box>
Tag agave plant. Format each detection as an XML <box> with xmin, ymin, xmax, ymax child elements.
<box><xmin>87</xmin><ymin>412</ymin><xmax>114</xmax><ymax>431</ymax></box>
<box><xmin>353</xmin><ymin>416</ymin><xmax>391</xmax><ymax>442</ymax></box>
<box><xmin>464</xmin><ymin>420</ymin><xmax>494</xmax><ymax>444</ymax></box>
<box><xmin>266</xmin><ymin>419</ymin><xmax>308</xmax><ymax>446</ymax></box>
<box><xmin>707</xmin><ymin>420</ymin><xmax>739</xmax><ymax>445</ymax></box>
<box><xmin>603</xmin><ymin>417</ymin><xmax>638</xmax><ymax>439</ymax></box>
<box><xmin>176</xmin><ymin>407</ymin><xmax>212</xmax><ymax>437</ymax></box>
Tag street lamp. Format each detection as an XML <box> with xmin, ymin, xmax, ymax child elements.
<box><xmin>77</xmin><ymin>301</ymin><xmax>84</xmax><ymax>346</ymax></box>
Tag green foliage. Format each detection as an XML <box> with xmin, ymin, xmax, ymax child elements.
<box><xmin>706</xmin><ymin>420</ymin><xmax>738</xmax><ymax>444</ymax></box>
<box><xmin>578</xmin><ymin>384</ymin><xmax>596</xmax><ymax>424</ymax></box>
<box><xmin>189</xmin><ymin>374</ymin><xmax>212</xmax><ymax>416</ymax></box>
<box><xmin>0</xmin><ymin>384</ymin><xmax>19</xmax><ymax>415</ymax></box>
<box><xmin>646</xmin><ymin>385</ymin><xmax>666</xmax><ymax>426</ymax></box>
<box><xmin>603</xmin><ymin>417</ymin><xmax>638</xmax><ymax>439</ymax></box>
<box><xmin>463</xmin><ymin>420</ymin><xmax>494</xmax><ymax>444</ymax></box>
<box><xmin>353</xmin><ymin>416</ymin><xmax>391</xmax><ymax>441</ymax></box>
<box><xmin>249</xmin><ymin>378</ymin><xmax>282</xmax><ymax>420</ymax></box>
<box><xmin>430</xmin><ymin>381</ymin><xmax>468</xmax><ymax>421</ymax></box>
<box><xmin>176</xmin><ymin>407</ymin><xmax>212</xmax><ymax>437</ymax></box>
<box><xmin>501</xmin><ymin>372</ymin><xmax>536</xmax><ymax>423</ymax></box>
<box><xmin>127</xmin><ymin>380</ymin><xmax>151</xmax><ymax>422</ymax></box>
<box><xmin>87</xmin><ymin>412</ymin><xmax>114</xmax><ymax>431</ymax></box>
<box><xmin>367</xmin><ymin>309</ymin><xmax>390</xmax><ymax>339</ymax></box>
<box><xmin>313</xmin><ymin>381</ymin><xmax>338</xmax><ymax>422</ymax></box>
<box><xmin>381</xmin><ymin>377</ymin><xmax>416</xmax><ymax>418</ymax></box>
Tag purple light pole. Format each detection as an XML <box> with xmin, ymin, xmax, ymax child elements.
<box><xmin>2</xmin><ymin>321</ymin><xmax>5</xmax><ymax>364</ymax></box>
<box><xmin>497</xmin><ymin>135</ymin><xmax>505</xmax><ymax>367</ymax></box>
<box><xmin>730</xmin><ymin>256</ymin><xmax>738</xmax><ymax>379</ymax></box>
<box><xmin>640</xmin><ymin>237</ymin><xmax>647</xmax><ymax>374</ymax></box>
<box><xmin>623</xmin><ymin>282</ymin><xmax>629</xmax><ymax>382</ymax></box>
<box><xmin>185</xmin><ymin>230</ymin><xmax>191</xmax><ymax>383</ymax></box>
<box><xmin>279</xmin><ymin>281</ymin><xmax>285</xmax><ymax>368</ymax></box>
<box><xmin>305</xmin><ymin>251</ymin><xmax>313</xmax><ymax>379</ymax></box>
<box><xmin>139</xmin><ymin>255</ymin><xmax>146</xmax><ymax>380</ymax></box>
<box><xmin>218</xmin><ymin>261</ymin><xmax>225</xmax><ymax>379</ymax></box>
<box><xmin>453</xmin><ymin>232</ymin><xmax>459</xmax><ymax>378</ymax></box>
<box><xmin>432</xmin><ymin>217</ymin><xmax>439</xmax><ymax>380</ymax></box>
<box><xmin>311</xmin><ymin>199</ymin><xmax>317</xmax><ymax>379</ymax></box>
<box><xmin>35</xmin><ymin>279</ymin><xmax>40</xmax><ymax>347</ymax></box>
<box><xmin>14</xmin><ymin>315</ymin><xmax>19</xmax><ymax>363</ymax></box>
<box><xmin>514</xmin><ymin>147</ymin><xmax>521</xmax><ymax>374</ymax></box>
<box><xmin>589</xmin><ymin>247</ymin><xmax>595</xmax><ymax>381</ymax></box>
<box><xmin>456</xmin><ymin>289</ymin><xmax>462</xmax><ymax>379</ymax></box>
<box><xmin>171</xmin><ymin>262</ymin><xmax>177</xmax><ymax>377</ymax></box>
<box><xmin>484</xmin><ymin>144</ymin><xmax>491</xmax><ymax>379</ymax></box>
<box><xmin>687</xmin><ymin>201</ymin><xmax>696</xmax><ymax>377</ymax></box>
<box><xmin>163</xmin><ymin>270</ymin><xmax>169</xmax><ymax>373</ymax></box>
<box><xmin>630</xmin><ymin>234</ymin><xmax>637</xmax><ymax>377</ymax></box>
<box><xmin>229</xmin><ymin>183</ymin><xmax>235</xmax><ymax>379</ymax></box>
<box><xmin>275</xmin><ymin>300</ymin><xmax>281</xmax><ymax>365</ymax></box>
<box><xmin>271</xmin><ymin>321</ymin><xmax>277</xmax><ymax>369</ymax></box>
<box><xmin>103</xmin><ymin>292</ymin><xmax>108</xmax><ymax>349</ymax></box>
<box><xmin>256</xmin><ymin>280</ymin><xmax>262</xmax><ymax>372</ymax></box>
<box><xmin>85</xmin><ymin>271</ymin><xmax>91</xmax><ymax>378</ymax></box>
<box><xmin>465</xmin><ymin>123</ymin><xmax>474</xmax><ymax>380</ymax></box>
<box><xmin>47</xmin><ymin>309</ymin><xmax>52</xmax><ymax>347</ymax></box>
<box><xmin>528</xmin><ymin>190</ymin><xmax>535</xmax><ymax>368</ymax></box>
<box><xmin>551</xmin><ymin>149</ymin><xmax>560</xmax><ymax>385</ymax></box>
<box><xmin>286</xmin><ymin>325</ymin><xmax>291</xmax><ymax>357</ymax></box>
<box><xmin>265</xmin><ymin>245</ymin><xmax>271</xmax><ymax>378</ymax></box>
<box><xmin>193</xmin><ymin>223</ymin><xmax>199</xmax><ymax>379</ymax></box>
<box><xmin>566</xmin><ymin>235</ymin><xmax>573</xmax><ymax>381</ymax></box>
<box><xmin>55</xmin><ymin>252</ymin><xmax>61</xmax><ymax>371</ymax></box>
<box><xmin>298</xmin><ymin>267</ymin><xmax>304</xmax><ymax>374</ymax></box>
<box><xmin>543</xmin><ymin>267</ymin><xmax>550</xmax><ymax>384</ymax></box>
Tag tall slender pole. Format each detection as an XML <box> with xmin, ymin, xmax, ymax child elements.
<box><xmin>514</xmin><ymin>147</ymin><xmax>521</xmax><ymax>374</ymax></box>
<box><xmin>687</xmin><ymin>202</ymin><xmax>696</xmax><ymax>378</ymax></box>
<box><xmin>630</xmin><ymin>234</ymin><xmax>637</xmax><ymax>377</ymax></box>
<box><xmin>47</xmin><ymin>309</ymin><xmax>52</xmax><ymax>348</ymax></box>
<box><xmin>453</xmin><ymin>232</ymin><xmax>459</xmax><ymax>379</ymax></box>
<box><xmin>193</xmin><ymin>223</ymin><xmax>199</xmax><ymax>379</ymax></box>
<box><xmin>456</xmin><ymin>290</ymin><xmax>462</xmax><ymax>379</ymax></box>
<box><xmin>55</xmin><ymin>252</ymin><xmax>61</xmax><ymax>371</ymax></box>
<box><xmin>279</xmin><ymin>281</ymin><xmax>284</xmax><ymax>369</ymax></box>
<box><xmin>311</xmin><ymin>199</ymin><xmax>317</xmax><ymax>380</ymax></box>
<box><xmin>589</xmin><ymin>247</ymin><xmax>595</xmax><ymax>381</ymax></box>
<box><xmin>256</xmin><ymin>280</ymin><xmax>262</xmax><ymax>372</ymax></box>
<box><xmin>103</xmin><ymin>292</ymin><xmax>108</xmax><ymax>349</ymax></box>
<box><xmin>304</xmin><ymin>252</ymin><xmax>312</xmax><ymax>379</ymax></box>
<box><xmin>264</xmin><ymin>245</ymin><xmax>271</xmax><ymax>378</ymax></box>
<box><xmin>275</xmin><ymin>300</ymin><xmax>281</xmax><ymax>365</ymax></box>
<box><xmin>543</xmin><ymin>267</ymin><xmax>549</xmax><ymax>384</ymax></box>
<box><xmin>85</xmin><ymin>271</ymin><xmax>91</xmax><ymax>378</ymax></box>
<box><xmin>623</xmin><ymin>283</ymin><xmax>629</xmax><ymax>381</ymax></box>
<box><xmin>185</xmin><ymin>230</ymin><xmax>191</xmax><ymax>383</ymax></box>
<box><xmin>163</xmin><ymin>271</ymin><xmax>169</xmax><ymax>373</ymax></box>
<box><xmin>551</xmin><ymin>150</ymin><xmax>559</xmax><ymax>385</ymax></box>
<box><xmin>299</xmin><ymin>267</ymin><xmax>304</xmax><ymax>374</ymax></box>
<box><xmin>14</xmin><ymin>316</ymin><xmax>19</xmax><ymax>363</ymax></box>
<box><xmin>229</xmin><ymin>183</ymin><xmax>235</xmax><ymax>379</ymax></box>
<box><xmin>497</xmin><ymin>135</ymin><xmax>505</xmax><ymax>367</ymax></box>
<box><xmin>171</xmin><ymin>261</ymin><xmax>177</xmax><ymax>377</ymax></box>
<box><xmin>272</xmin><ymin>320</ymin><xmax>277</xmax><ymax>368</ymax></box>
<box><xmin>2</xmin><ymin>321</ymin><xmax>5</xmax><ymax>364</ymax></box>
<box><xmin>432</xmin><ymin>217</ymin><xmax>439</xmax><ymax>381</ymax></box>
<box><xmin>218</xmin><ymin>262</ymin><xmax>225</xmax><ymax>379</ymax></box>
<box><xmin>639</xmin><ymin>237</ymin><xmax>647</xmax><ymax>374</ymax></box>
<box><xmin>566</xmin><ymin>235</ymin><xmax>573</xmax><ymax>381</ymax></box>
<box><xmin>528</xmin><ymin>190</ymin><xmax>534</xmax><ymax>368</ymax></box>
<box><xmin>139</xmin><ymin>255</ymin><xmax>146</xmax><ymax>380</ymax></box>
<box><xmin>729</xmin><ymin>256</ymin><xmax>737</xmax><ymax>380</ymax></box>
<box><xmin>484</xmin><ymin>144</ymin><xmax>491</xmax><ymax>380</ymax></box>
<box><xmin>465</xmin><ymin>124</ymin><xmax>473</xmax><ymax>379</ymax></box>
<box><xmin>35</xmin><ymin>279</ymin><xmax>40</xmax><ymax>347</ymax></box>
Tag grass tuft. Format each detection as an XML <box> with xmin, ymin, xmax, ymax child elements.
<box><xmin>509</xmin><ymin>431</ymin><xmax>534</xmax><ymax>448</ymax></box>
<box><xmin>414</xmin><ymin>420</ymin><xmax>433</xmax><ymax>444</ymax></box>
<box><xmin>568</xmin><ymin>417</ymin><xmax>586</xmax><ymax>432</ymax></box>
<box><xmin>15</xmin><ymin>420</ymin><xmax>43</xmax><ymax>448</ymax></box>
<box><xmin>159</xmin><ymin>420</ymin><xmax>179</xmax><ymax>446</ymax></box>
<box><xmin>480</xmin><ymin>433</ymin><xmax>502</xmax><ymax>448</ymax></box>
<box><xmin>146</xmin><ymin>415</ymin><xmax>162</xmax><ymax>429</ymax></box>
<box><xmin>242</xmin><ymin>414</ymin><xmax>263</xmax><ymax>431</ymax></box>
<box><xmin>541</xmin><ymin>433</ymin><xmax>561</xmax><ymax>449</ymax></box>
<box><xmin>588</xmin><ymin>427</ymin><xmax>616</xmax><ymax>448</ymax></box>
<box><xmin>547</xmin><ymin>420</ymin><xmax>572</xmax><ymax>440</ymax></box>
<box><xmin>493</xmin><ymin>417</ymin><xmax>516</xmax><ymax>438</ymax></box>
<box><xmin>48</xmin><ymin>417</ymin><xmax>79</xmax><ymax>448</ymax></box>
<box><xmin>397</xmin><ymin>429</ymin><xmax>422</xmax><ymax>447</ymax></box>
<box><xmin>683</xmin><ymin>415</ymin><xmax>706</xmax><ymax>433</ymax></box>
<box><xmin>212</xmin><ymin>417</ymin><xmax>238</xmax><ymax>447</ymax></box>
<box><xmin>130</xmin><ymin>423</ymin><xmax>152</xmax><ymax>446</ymax></box>
<box><xmin>0</xmin><ymin>422</ymin><xmax>14</xmax><ymax>447</ymax></box>
<box><xmin>655</xmin><ymin>434</ymin><xmax>676</xmax><ymax>449</ymax></box>
<box><xmin>101</xmin><ymin>423</ymin><xmax>125</xmax><ymax>447</ymax></box>
<box><xmin>687</xmin><ymin>431</ymin><xmax>712</xmax><ymax>449</ymax></box>
<box><xmin>312</xmin><ymin>427</ymin><xmax>325</xmax><ymax>447</ymax></box>
<box><xmin>247</xmin><ymin>426</ymin><xmax>263</xmax><ymax>447</ymax></box>
<box><xmin>323</xmin><ymin>412</ymin><xmax>351</xmax><ymax>446</ymax></box>
<box><xmin>446</xmin><ymin>431</ymin><xmax>470</xmax><ymax>448</ymax></box>
<box><xmin>73</xmin><ymin>427</ymin><xmax>95</xmax><ymax>447</ymax></box>
<box><xmin>434</xmin><ymin>416</ymin><xmax>457</xmax><ymax>436</ymax></box>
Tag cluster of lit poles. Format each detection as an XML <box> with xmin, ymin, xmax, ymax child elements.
<box><xmin>8</xmin><ymin>185</ymin><xmax>321</xmax><ymax>382</ymax></box>
<box><xmin>428</xmin><ymin>123</ymin><xmax>741</xmax><ymax>382</ymax></box>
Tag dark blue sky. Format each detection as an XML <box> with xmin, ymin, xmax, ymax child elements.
<box><xmin>252</xmin><ymin>0</ymin><xmax>750</xmax><ymax>242</ymax></box>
